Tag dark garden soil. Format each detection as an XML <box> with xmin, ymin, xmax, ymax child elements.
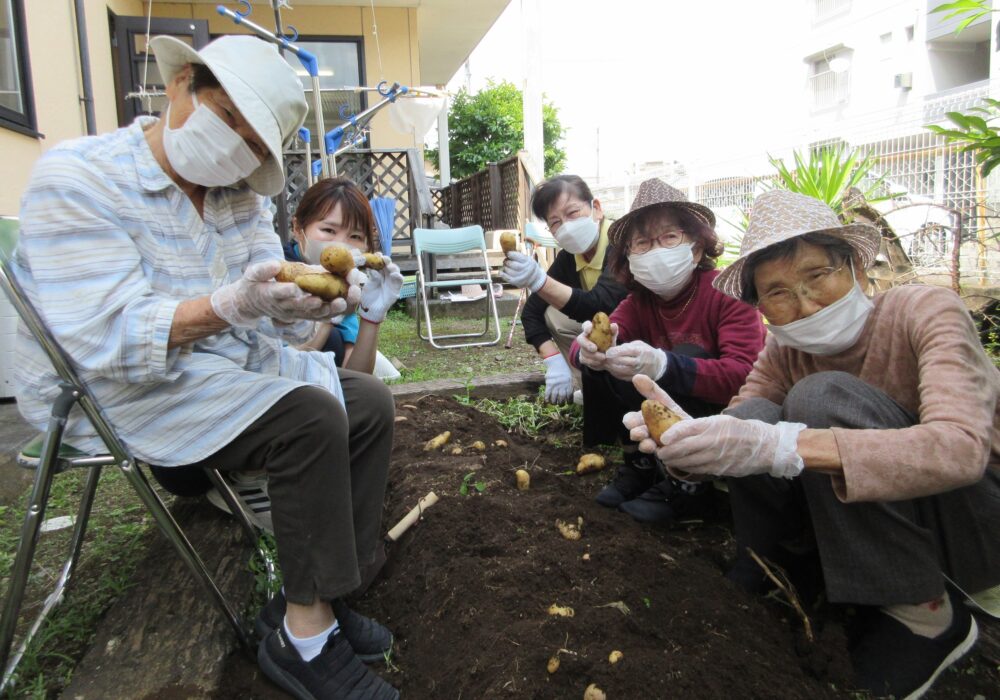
<box><xmin>220</xmin><ymin>394</ymin><xmax>1000</xmax><ymax>699</ymax></box>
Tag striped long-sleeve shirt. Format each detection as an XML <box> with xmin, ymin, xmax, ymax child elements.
<box><xmin>13</xmin><ymin>118</ymin><xmax>343</xmax><ymax>466</ymax></box>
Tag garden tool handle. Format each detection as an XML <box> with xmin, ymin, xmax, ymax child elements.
<box><xmin>386</xmin><ymin>491</ymin><xmax>439</xmax><ymax>542</ymax></box>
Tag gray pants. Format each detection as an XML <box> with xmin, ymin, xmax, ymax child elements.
<box><xmin>725</xmin><ymin>371</ymin><xmax>1000</xmax><ymax>606</ymax></box>
<box><xmin>181</xmin><ymin>369</ymin><xmax>394</xmax><ymax>605</ymax></box>
<box><xmin>544</xmin><ymin>304</ymin><xmax>582</xmax><ymax>388</ymax></box>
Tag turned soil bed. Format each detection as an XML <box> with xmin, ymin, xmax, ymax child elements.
<box><xmin>219</xmin><ymin>394</ymin><xmax>999</xmax><ymax>699</ymax></box>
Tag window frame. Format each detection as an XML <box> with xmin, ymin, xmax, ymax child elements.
<box><xmin>0</xmin><ymin>0</ymin><xmax>38</xmax><ymax>137</ymax></box>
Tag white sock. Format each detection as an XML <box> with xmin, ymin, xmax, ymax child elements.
<box><xmin>284</xmin><ymin>617</ymin><xmax>339</xmax><ymax>662</ymax></box>
<box><xmin>883</xmin><ymin>594</ymin><xmax>953</xmax><ymax>639</ymax></box>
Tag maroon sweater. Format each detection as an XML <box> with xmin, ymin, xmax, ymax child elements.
<box><xmin>571</xmin><ymin>269</ymin><xmax>766</xmax><ymax>406</ymax></box>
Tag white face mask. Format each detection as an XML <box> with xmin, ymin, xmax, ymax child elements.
<box><xmin>553</xmin><ymin>203</ymin><xmax>600</xmax><ymax>255</ymax></box>
<box><xmin>628</xmin><ymin>243</ymin><xmax>696</xmax><ymax>299</ymax></box>
<box><xmin>162</xmin><ymin>94</ymin><xmax>261</xmax><ymax>187</ymax></box>
<box><xmin>767</xmin><ymin>278</ymin><xmax>874</xmax><ymax>355</ymax></box>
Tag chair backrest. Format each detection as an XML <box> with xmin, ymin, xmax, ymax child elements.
<box><xmin>0</xmin><ymin>217</ymin><xmax>18</xmax><ymax>263</ymax></box>
<box><xmin>524</xmin><ymin>220</ymin><xmax>558</xmax><ymax>249</ymax></box>
<box><xmin>412</xmin><ymin>225</ymin><xmax>486</xmax><ymax>256</ymax></box>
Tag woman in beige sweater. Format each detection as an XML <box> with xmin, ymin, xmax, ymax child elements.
<box><xmin>625</xmin><ymin>190</ymin><xmax>1000</xmax><ymax>700</ymax></box>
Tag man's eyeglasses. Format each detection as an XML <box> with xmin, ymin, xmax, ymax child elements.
<box><xmin>755</xmin><ymin>263</ymin><xmax>848</xmax><ymax>315</ymax></box>
<box><xmin>629</xmin><ymin>228</ymin><xmax>687</xmax><ymax>254</ymax></box>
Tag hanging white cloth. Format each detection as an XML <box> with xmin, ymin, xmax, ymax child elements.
<box><xmin>388</xmin><ymin>96</ymin><xmax>446</xmax><ymax>139</ymax></box>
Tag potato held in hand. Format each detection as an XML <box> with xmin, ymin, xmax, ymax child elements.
<box><xmin>641</xmin><ymin>399</ymin><xmax>685</xmax><ymax>445</ymax></box>
<box><xmin>362</xmin><ymin>253</ymin><xmax>385</xmax><ymax>270</ymax></box>
<box><xmin>295</xmin><ymin>273</ymin><xmax>349</xmax><ymax>301</ymax></box>
<box><xmin>499</xmin><ymin>231</ymin><xmax>519</xmax><ymax>255</ymax></box>
<box><xmin>276</xmin><ymin>261</ymin><xmax>312</xmax><ymax>283</ymax></box>
<box><xmin>588</xmin><ymin>311</ymin><xmax>613</xmax><ymax>352</ymax></box>
<box><xmin>320</xmin><ymin>246</ymin><xmax>356</xmax><ymax>276</ymax></box>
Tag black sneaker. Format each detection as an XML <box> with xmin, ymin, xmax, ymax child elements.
<box><xmin>256</xmin><ymin>592</ymin><xmax>394</xmax><ymax>663</ymax></box>
<box><xmin>618</xmin><ymin>477</ymin><xmax>712</xmax><ymax>524</ymax></box>
<box><xmin>851</xmin><ymin>590</ymin><xmax>978</xmax><ymax>699</ymax></box>
<box><xmin>258</xmin><ymin>626</ymin><xmax>399</xmax><ymax>700</ymax></box>
<box><xmin>595</xmin><ymin>452</ymin><xmax>661</xmax><ymax>508</ymax></box>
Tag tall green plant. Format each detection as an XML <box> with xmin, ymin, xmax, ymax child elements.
<box><xmin>925</xmin><ymin>2</ymin><xmax>1000</xmax><ymax>177</ymax></box>
<box><xmin>767</xmin><ymin>144</ymin><xmax>894</xmax><ymax>213</ymax></box>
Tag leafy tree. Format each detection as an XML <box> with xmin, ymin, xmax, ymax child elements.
<box><xmin>427</xmin><ymin>80</ymin><xmax>567</xmax><ymax>180</ymax></box>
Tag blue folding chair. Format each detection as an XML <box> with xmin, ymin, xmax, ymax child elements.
<box><xmin>0</xmin><ymin>217</ymin><xmax>273</xmax><ymax>692</ymax></box>
<box><xmin>413</xmin><ymin>225</ymin><xmax>501</xmax><ymax>349</ymax></box>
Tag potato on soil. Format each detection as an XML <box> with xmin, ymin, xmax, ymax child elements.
<box><xmin>493</xmin><ymin>439</ymin><xmax>508</xmax><ymax>448</ymax></box>
<box><xmin>588</xmin><ymin>311</ymin><xmax>613</xmax><ymax>352</ymax></box>
<box><xmin>547</xmin><ymin>604</ymin><xmax>575</xmax><ymax>617</ymax></box>
<box><xmin>584</xmin><ymin>684</ymin><xmax>606</xmax><ymax>700</ymax></box>
<box><xmin>576</xmin><ymin>453</ymin><xmax>606</xmax><ymax>475</ymax></box>
<box><xmin>641</xmin><ymin>399</ymin><xmax>685</xmax><ymax>445</ymax></box>
<box><xmin>423</xmin><ymin>431</ymin><xmax>451</xmax><ymax>451</ymax></box>
<box><xmin>362</xmin><ymin>253</ymin><xmax>385</xmax><ymax>270</ymax></box>
<box><xmin>449</xmin><ymin>445</ymin><xmax>463</xmax><ymax>455</ymax></box>
<box><xmin>276</xmin><ymin>261</ymin><xmax>312</xmax><ymax>283</ymax></box>
<box><xmin>320</xmin><ymin>246</ymin><xmax>356</xmax><ymax>276</ymax></box>
<box><xmin>471</xmin><ymin>440</ymin><xmax>486</xmax><ymax>453</ymax></box>
<box><xmin>547</xmin><ymin>656</ymin><xmax>560</xmax><ymax>674</ymax></box>
<box><xmin>556</xmin><ymin>517</ymin><xmax>583</xmax><ymax>540</ymax></box>
<box><xmin>295</xmin><ymin>273</ymin><xmax>348</xmax><ymax>301</ymax></box>
<box><xmin>515</xmin><ymin>469</ymin><xmax>530</xmax><ymax>490</ymax></box>
<box><xmin>499</xmin><ymin>231</ymin><xmax>519</xmax><ymax>254</ymax></box>
<box><xmin>608</xmin><ymin>650</ymin><xmax>623</xmax><ymax>664</ymax></box>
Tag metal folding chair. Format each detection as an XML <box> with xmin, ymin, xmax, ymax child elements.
<box><xmin>414</xmin><ymin>225</ymin><xmax>501</xmax><ymax>349</ymax></box>
<box><xmin>0</xmin><ymin>216</ymin><xmax>273</xmax><ymax>692</ymax></box>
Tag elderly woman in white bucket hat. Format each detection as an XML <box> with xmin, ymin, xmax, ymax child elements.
<box><xmin>624</xmin><ymin>189</ymin><xmax>1000</xmax><ymax>699</ymax></box>
<box><xmin>14</xmin><ymin>35</ymin><xmax>399</xmax><ymax>699</ymax></box>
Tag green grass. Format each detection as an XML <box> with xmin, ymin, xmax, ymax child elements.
<box><xmin>457</xmin><ymin>388</ymin><xmax>583</xmax><ymax>438</ymax></box>
<box><xmin>0</xmin><ymin>468</ymin><xmax>153</xmax><ymax>699</ymax></box>
<box><xmin>377</xmin><ymin>308</ymin><xmax>542</xmax><ymax>384</ymax></box>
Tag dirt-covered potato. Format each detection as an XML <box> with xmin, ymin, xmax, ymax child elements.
<box><xmin>320</xmin><ymin>246</ymin><xmax>356</xmax><ymax>276</ymax></box>
<box><xmin>576</xmin><ymin>453</ymin><xmax>606</xmax><ymax>475</ymax></box>
<box><xmin>608</xmin><ymin>650</ymin><xmax>623</xmax><ymax>664</ymax></box>
<box><xmin>556</xmin><ymin>517</ymin><xmax>583</xmax><ymax>540</ymax></box>
<box><xmin>499</xmin><ymin>231</ymin><xmax>519</xmax><ymax>254</ymax></box>
<box><xmin>515</xmin><ymin>469</ymin><xmax>530</xmax><ymax>490</ymax></box>
<box><xmin>547</xmin><ymin>604</ymin><xmax>575</xmax><ymax>617</ymax></box>
<box><xmin>547</xmin><ymin>656</ymin><xmax>560</xmax><ymax>674</ymax></box>
<box><xmin>584</xmin><ymin>684</ymin><xmax>606</xmax><ymax>700</ymax></box>
<box><xmin>641</xmin><ymin>399</ymin><xmax>685</xmax><ymax>445</ymax></box>
<box><xmin>276</xmin><ymin>261</ymin><xmax>312</xmax><ymax>283</ymax></box>
<box><xmin>295</xmin><ymin>273</ymin><xmax>348</xmax><ymax>301</ymax></box>
<box><xmin>423</xmin><ymin>431</ymin><xmax>452</xmax><ymax>451</ymax></box>
<box><xmin>588</xmin><ymin>311</ymin><xmax>613</xmax><ymax>352</ymax></box>
<box><xmin>362</xmin><ymin>253</ymin><xmax>385</xmax><ymax>270</ymax></box>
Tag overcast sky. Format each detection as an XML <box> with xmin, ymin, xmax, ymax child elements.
<box><xmin>444</xmin><ymin>0</ymin><xmax>803</xmax><ymax>183</ymax></box>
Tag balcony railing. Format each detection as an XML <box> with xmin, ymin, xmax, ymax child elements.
<box><xmin>810</xmin><ymin>69</ymin><xmax>850</xmax><ymax>110</ymax></box>
<box><xmin>813</xmin><ymin>0</ymin><xmax>850</xmax><ymax>21</ymax></box>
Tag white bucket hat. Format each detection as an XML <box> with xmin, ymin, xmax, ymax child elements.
<box><xmin>713</xmin><ymin>190</ymin><xmax>881</xmax><ymax>299</ymax></box>
<box><xmin>149</xmin><ymin>34</ymin><xmax>308</xmax><ymax>197</ymax></box>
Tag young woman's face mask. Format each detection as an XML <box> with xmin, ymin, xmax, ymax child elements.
<box><xmin>628</xmin><ymin>244</ymin><xmax>697</xmax><ymax>299</ymax></box>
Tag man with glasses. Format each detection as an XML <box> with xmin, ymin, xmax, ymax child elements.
<box><xmin>625</xmin><ymin>189</ymin><xmax>1000</xmax><ymax>699</ymax></box>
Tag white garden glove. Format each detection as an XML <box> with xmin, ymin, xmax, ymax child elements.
<box><xmin>604</xmin><ymin>340</ymin><xmax>668</xmax><ymax>382</ymax></box>
<box><xmin>210</xmin><ymin>260</ymin><xmax>333</xmax><ymax>329</ymax></box>
<box><xmin>359</xmin><ymin>255</ymin><xmax>404</xmax><ymax>323</ymax></box>
<box><xmin>500</xmin><ymin>251</ymin><xmax>547</xmax><ymax>293</ymax></box>
<box><xmin>575</xmin><ymin>320</ymin><xmax>619</xmax><ymax>371</ymax></box>
<box><xmin>542</xmin><ymin>353</ymin><xmax>574</xmax><ymax>404</ymax></box>
<box><xmin>622</xmin><ymin>375</ymin><xmax>805</xmax><ymax>480</ymax></box>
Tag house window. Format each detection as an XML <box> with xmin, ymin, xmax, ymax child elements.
<box><xmin>285</xmin><ymin>38</ymin><xmax>366</xmax><ymax>138</ymax></box>
<box><xmin>0</xmin><ymin>0</ymin><xmax>35</xmax><ymax>135</ymax></box>
<box><xmin>809</xmin><ymin>55</ymin><xmax>851</xmax><ymax>110</ymax></box>
<box><xmin>813</xmin><ymin>0</ymin><xmax>850</xmax><ymax>22</ymax></box>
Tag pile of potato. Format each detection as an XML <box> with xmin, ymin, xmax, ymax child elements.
<box><xmin>276</xmin><ymin>247</ymin><xmax>385</xmax><ymax>301</ymax></box>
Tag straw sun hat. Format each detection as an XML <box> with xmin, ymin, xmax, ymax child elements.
<box><xmin>713</xmin><ymin>189</ymin><xmax>882</xmax><ymax>299</ymax></box>
<box><xmin>149</xmin><ymin>35</ymin><xmax>308</xmax><ymax>197</ymax></box>
<box><xmin>608</xmin><ymin>178</ymin><xmax>716</xmax><ymax>246</ymax></box>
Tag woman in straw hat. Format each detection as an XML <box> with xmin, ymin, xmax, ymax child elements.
<box><xmin>569</xmin><ymin>178</ymin><xmax>766</xmax><ymax>523</ymax></box>
<box><xmin>624</xmin><ymin>189</ymin><xmax>1000</xmax><ymax>699</ymax></box>
<box><xmin>15</xmin><ymin>34</ymin><xmax>399</xmax><ymax>699</ymax></box>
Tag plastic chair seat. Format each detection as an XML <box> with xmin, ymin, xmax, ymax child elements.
<box><xmin>16</xmin><ymin>435</ymin><xmax>115</xmax><ymax>472</ymax></box>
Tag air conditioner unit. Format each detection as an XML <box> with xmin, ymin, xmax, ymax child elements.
<box><xmin>894</xmin><ymin>72</ymin><xmax>913</xmax><ymax>89</ymax></box>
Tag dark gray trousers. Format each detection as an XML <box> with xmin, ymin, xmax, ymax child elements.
<box><xmin>725</xmin><ymin>371</ymin><xmax>1000</xmax><ymax>606</ymax></box>
<box><xmin>181</xmin><ymin>369</ymin><xmax>395</xmax><ymax>605</ymax></box>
